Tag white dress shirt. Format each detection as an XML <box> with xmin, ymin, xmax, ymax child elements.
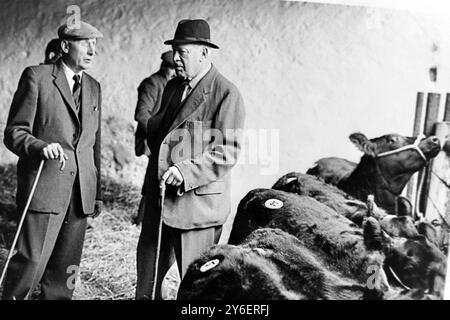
<box><xmin>181</xmin><ymin>63</ymin><xmax>212</xmax><ymax>102</ymax></box>
<box><xmin>61</xmin><ymin>60</ymin><xmax>83</xmax><ymax>93</ymax></box>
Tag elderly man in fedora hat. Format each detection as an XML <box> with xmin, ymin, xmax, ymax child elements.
<box><xmin>2</xmin><ymin>21</ymin><xmax>103</xmax><ymax>300</ymax></box>
<box><xmin>136</xmin><ymin>19</ymin><xmax>245</xmax><ymax>299</ymax></box>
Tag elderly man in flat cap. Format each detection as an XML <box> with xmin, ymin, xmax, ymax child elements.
<box><xmin>133</xmin><ymin>51</ymin><xmax>177</xmax><ymax>225</ymax></box>
<box><xmin>2</xmin><ymin>21</ymin><xmax>103</xmax><ymax>300</ymax></box>
<box><xmin>136</xmin><ymin>19</ymin><xmax>245</xmax><ymax>300</ymax></box>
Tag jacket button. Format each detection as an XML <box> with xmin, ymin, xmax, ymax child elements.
<box><xmin>70</xmin><ymin>171</ymin><xmax>75</xmax><ymax>176</ymax></box>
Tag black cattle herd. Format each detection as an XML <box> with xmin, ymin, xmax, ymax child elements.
<box><xmin>178</xmin><ymin>132</ymin><xmax>448</xmax><ymax>300</ymax></box>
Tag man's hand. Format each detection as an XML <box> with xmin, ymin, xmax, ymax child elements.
<box><xmin>92</xmin><ymin>200</ymin><xmax>103</xmax><ymax>218</ymax></box>
<box><xmin>41</xmin><ymin>143</ymin><xmax>68</xmax><ymax>170</ymax></box>
<box><xmin>161</xmin><ymin>166</ymin><xmax>184</xmax><ymax>188</ymax></box>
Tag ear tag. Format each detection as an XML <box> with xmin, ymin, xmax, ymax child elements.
<box><xmin>264</xmin><ymin>199</ymin><xmax>284</xmax><ymax>209</ymax></box>
<box><xmin>285</xmin><ymin>177</ymin><xmax>297</xmax><ymax>183</ymax></box>
<box><xmin>253</xmin><ymin>248</ymin><xmax>267</xmax><ymax>256</ymax></box>
<box><xmin>200</xmin><ymin>259</ymin><xmax>220</xmax><ymax>273</ymax></box>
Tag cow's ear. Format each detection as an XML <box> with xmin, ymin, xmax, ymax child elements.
<box><xmin>363</xmin><ymin>217</ymin><xmax>383</xmax><ymax>250</ymax></box>
<box><xmin>349</xmin><ymin>133</ymin><xmax>377</xmax><ymax>157</ymax></box>
<box><xmin>397</xmin><ymin>196</ymin><xmax>413</xmax><ymax>217</ymax></box>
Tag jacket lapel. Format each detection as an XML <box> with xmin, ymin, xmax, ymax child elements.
<box><xmin>52</xmin><ymin>60</ymin><xmax>80</xmax><ymax>125</ymax></box>
<box><xmin>167</xmin><ymin>66</ymin><xmax>217</xmax><ymax>132</ymax></box>
<box><xmin>80</xmin><ymin>73</ymin><xmax>94</xmax><ymax>129</ymax></box>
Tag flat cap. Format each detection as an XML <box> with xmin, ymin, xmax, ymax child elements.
<box><xmin>58</xmin><ymin>21</ymin><xmax>103</xmax><ymax>40</ymax></box>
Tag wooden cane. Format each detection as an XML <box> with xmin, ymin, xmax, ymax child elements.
<box><xmin>0</xmin><ymin>159</ymin><xmax>45</xmax><ymax>289</ymax></box>
<box><xmin>151</xmin><ymin>179</ymin><xmax>166</xmax><ymax>300</ymax></box>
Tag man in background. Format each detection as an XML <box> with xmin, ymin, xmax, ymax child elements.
<box><xmin>134</xmin><ymin>50</ymin><xmax>177</xmax><ymax>157</ymax></box>
<box><xmin>133</xmin><ymin>50</ymin><xmax>176</xmax><ymax>225</ymax></box>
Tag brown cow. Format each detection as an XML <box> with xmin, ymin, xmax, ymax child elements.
<box><xmin>307</xmin><ymin>133</ymin><xmax>440</xmax><ymax>213</ymax></box>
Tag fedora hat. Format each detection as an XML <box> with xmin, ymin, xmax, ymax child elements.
<box><xmin>164</xmin><ymin>19</ymin><xmax>219</xmax><ymax>49</ymax></box>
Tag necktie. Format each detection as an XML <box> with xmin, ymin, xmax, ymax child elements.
<box><xmin>73</xmin><ymin>74</ymin><xmax>81</xmax><ymax>112</ymax></box>
<box><xmin>176</xmin><ymin>79</ymin><xmax>190</xmax><ymax>106</ymax></box>
<box><xmin>181</xmin><ymin>82</ymin><xmax>191</xmax><ymax>103</ymax></box>
<box><xmin>167</xmin><ymin>79</ymin><xmax>190</xmax><ymax>123</ymax></box>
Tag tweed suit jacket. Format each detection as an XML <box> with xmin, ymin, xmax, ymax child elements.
<box><xmin>146</xmin><ymin>65</ymin><xmax>245</xmax><ymax>230</ymax></box>
<box><xmin>4</xmin><ymin>59</ymin><xmax>102</xmax><ymax>215</ymax></box>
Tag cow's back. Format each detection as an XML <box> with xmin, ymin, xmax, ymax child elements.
<box><xmin>306</xmin><ymin>157</ymin><xmax>357</xmax><ymax>186</ymax></box>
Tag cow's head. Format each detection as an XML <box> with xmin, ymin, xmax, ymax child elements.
<box><xmin>380</xmin><ymin>215</ymin><xmax>418</xmax><ymax>239</ymax></box>
<box><xmin>387</xmin><ymin>235</ymin><xmax>447</xmax><ymax>297</ymax></box>
<box><xmin>349</xmin><ymin>133</ymin><xmax>440</xmax><ymax>199</ymax></box>
<box><xmin>415</xmin><ymin>220</ymin><xmax>440</xmax><ymax>248</ymax></box>
<box><xmin>349</xmin><ymin>133</ymin><xmax>440</xmax><ymax>165</ymax></box>
<box><xmin>364</xmin><ymin>217</ymin><xmax>446</xmax><ymax>297</ymax></box>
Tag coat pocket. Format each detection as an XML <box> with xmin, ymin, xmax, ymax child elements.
<box><xmin>186</xmin><ymin>120</ymin><xmax>212</xmax><ymax>128</ymax></box>
<box><xmin>194</xmin><ymin>181</ymin><xmax>225</xmax><ymax>195</ymax></box>
<box><xmin>184</xmin><ymin>120</ymin><xmax>215</xmax><ymax>153</ymax></box>
<box><xmin>29</xmin><ymin>167</ymin><xmax>73</xmax><ymax>213</ymax></box>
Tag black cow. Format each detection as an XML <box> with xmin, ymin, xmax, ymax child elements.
<box><xmin>228</xmin><ymin>189</ymin><xmax>376</xmax><ymax>283</ymax></box>
<box><xmin>307</xmin><ymin>133</ymin><xmax>441</xmax><ymax>213</ymax></box>
<box><xmin>307</xmin><ymin>157</ymin><xmax>357</xmax><ymax>186</ymax></box>
<box><xmin>180</xmin><ymin>228</ymin><xmax>439</xmax><ymax>300</ymax></box>
<box><xmin>415</xmin><ymin>219</ymin><xmax>440</xmax><ymax>248</ymax></box>
<box><xmin>273</xmin><ymin>172</ymin><xmax>425</xmax><ymax>240</ymax></box>
<box><xmin>273</xmin><ymin>172</ymin><xmax>382</xmax><ymax>226</ymax></box>
<box><xmin>364</xmin><ymin>217</ymin><xmax>447</xmax><ymax>298</ymax></box>
<box><xmin>229</xmin><ymin>188</ymin><xmax>447</xmax><ymax>296</ymax></box>
<box><xmin>179</xmin><ymin>228</ymin><xmax>369</xmax><ymax>300</ymax></box>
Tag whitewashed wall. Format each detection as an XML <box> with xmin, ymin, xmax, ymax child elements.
<box><xmin>1</xmin><ymin>0</ymin><xmax>450</xmax><ymax>237</ymax></box>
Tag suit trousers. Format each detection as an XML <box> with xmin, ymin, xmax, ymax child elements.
<box><xmin>136</xmin><ymin>211</ymin><xmax>222</xmax><ymax>300</ymax></box>
<box><xmin>1</xmin><ymin>176</ymin><xmax>87</xmax><ymax>300</ymax></box>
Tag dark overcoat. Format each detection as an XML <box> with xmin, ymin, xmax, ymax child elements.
<box><xmin>146</xmin><ymin>65</ymin><xmax>245</xmax><ymax>229</ymax></box>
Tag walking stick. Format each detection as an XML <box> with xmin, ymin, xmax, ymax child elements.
<box><xmin>0</xmin><ymin>159</ymin><xmax>45</xmax><ymax>289</ymax></box>
<box><xmin>151</xmin><ymin>178</ymin><xmax>166</xmax><ymax>300</ymax></box>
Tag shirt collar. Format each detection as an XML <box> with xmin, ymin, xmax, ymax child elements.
<box><xmin>187</xmin><ymin>63</ymin><xmax>211</xmax><ymax>89</ymax></box>
<box><xmin>61</xmin><ymin>60</ymin><xmax>83</xmax><ymax>82</ymax></box>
